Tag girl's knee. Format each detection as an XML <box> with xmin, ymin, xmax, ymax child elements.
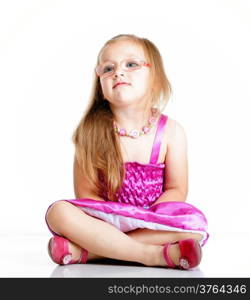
<box><xmin>46</xmin><ymin>200</ymin><xmax>71</xmax><ymax>225</ymax></box>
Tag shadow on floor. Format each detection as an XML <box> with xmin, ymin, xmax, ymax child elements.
<box><xmin>50</xmin><ymin>258</ymin><xmax>205</xmax><ymax>278</ymax></box>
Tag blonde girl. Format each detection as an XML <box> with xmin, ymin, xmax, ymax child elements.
<box><xmin>45</xmin><ymin>34</ymin><xmax>208</xmax><ymax>269</ymax></box>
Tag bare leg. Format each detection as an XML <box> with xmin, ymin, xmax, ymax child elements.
<box><xmin>84</xmin><ymin>229</ymin><xmax>202</xmax><ymax>263</ymax></box>
<box><xmin>127</xmin><ymin>228</ymin><xmax>203</xmax><ymax>245</ymax></box>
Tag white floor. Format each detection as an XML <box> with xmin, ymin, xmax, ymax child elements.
<box><xmin>1</xmin><ymin>232</ymin><xmax>250</xmax><ymax>278</ymax></box>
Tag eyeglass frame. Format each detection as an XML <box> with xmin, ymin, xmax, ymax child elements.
<box><xmin>95</xmin><ymin>58</ymin><xmax>151</xmax><ymax>78</ymax></box>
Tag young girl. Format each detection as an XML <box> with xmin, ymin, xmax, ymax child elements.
<box><xmin>45</xmin><ymin>34</ymin><xmax>209</xmax><ymax>269</ymax></box>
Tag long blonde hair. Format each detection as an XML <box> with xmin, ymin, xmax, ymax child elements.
<box><xmin>72</xmin><ymin>34</ymin><xmax>172</xmax><ymax>201</ymax></box>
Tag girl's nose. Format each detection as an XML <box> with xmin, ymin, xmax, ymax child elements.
<box><xmin>114</xmin><ymin>72</ymin><xmax>124</xmax><ymax>77</ymax></box>
<box><xmin>114</xmin><ymin>68</ymin><xmax>125</xmax><ymax>77</ymax></box>
<box><xmin>113</xmin><ymin>65</ymin><xmax>124</xmax><ymax>77</ymax></box>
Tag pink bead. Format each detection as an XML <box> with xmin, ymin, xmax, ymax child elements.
<box><xmin>129</xmin><ymin>129</ymin><xmax>139</xmax><ymax>138</ymax></box>
<box><xmin>142</xmin><ymin>126</ymin><xmax>150</xmax><ymax>133</ymax></box>
<box><xmin>149</xmin><ymin>117</ymin><xmax>156</xmax><ymax>124</ymax></box>
<box><xmin>119</xmin><ymin>128</ymin><xmax>126</xmax><ymax>136</ymax></box>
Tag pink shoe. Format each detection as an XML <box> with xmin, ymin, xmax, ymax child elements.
<box><xmin>163</xmin><ymin>238</ymin><xmax>202</xmax><ymax>270</ymax></box>
<box><xmin>48</xmin><ymin>236</ymin><xmax>88</xmax><ymax>265</ymax></box>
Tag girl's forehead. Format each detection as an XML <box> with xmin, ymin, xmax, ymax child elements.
<box><xmin>99</xmin><ymin>41</ymin><xmax>146</xmax><ymax>63</ymax></box>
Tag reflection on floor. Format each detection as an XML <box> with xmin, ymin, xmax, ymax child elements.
<box><xmin>1</xmin><ymin>232</ymin><xmax>250</xmax><ymax>277</ymax></box>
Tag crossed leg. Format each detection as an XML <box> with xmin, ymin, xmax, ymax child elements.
<box><xmin>46</xmin><ymin>201</ymin><xmax>202</xmax><ymax>266</ymax></box>
<box><xmin>84</xmin><ymin>228</ymin><xmax>202</xmax><ymax>265</ymax></box>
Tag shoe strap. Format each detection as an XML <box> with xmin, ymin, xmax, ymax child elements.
<box><xmin>163</xmin><ymin>243</ymin><xmax>176</xmax><ymax>268</ymax></box>
<box><xmin>79</xmin><ymin>249</ymin><xmax>88</xmax><ymax>264</ymax></box>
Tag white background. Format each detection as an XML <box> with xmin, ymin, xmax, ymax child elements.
<box><xmin>0</xmin><ymin>0</ymin><xmax>250</xmax><ymax>238</ymax></box>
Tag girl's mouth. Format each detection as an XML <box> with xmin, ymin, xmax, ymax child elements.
<box><xmin>113</xmin><ymin>82</ymin><xmax>130</xmax><ymax>89</ymax></box>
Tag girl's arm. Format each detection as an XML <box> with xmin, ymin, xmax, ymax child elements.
<box><xmin>153</xmin><ymin>119</ymin><xmax>188</xmax><ymax>205</ymax></box>
<box><xmin>73</xmin><ymin>155</ymin><xmax>105</xmax><ymax>201</ymax></box>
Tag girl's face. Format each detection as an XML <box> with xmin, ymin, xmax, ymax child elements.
<box><xmin>98</xmin><ymin>41</ymin><xmax>152</xmax><ymax>108</ymax></box>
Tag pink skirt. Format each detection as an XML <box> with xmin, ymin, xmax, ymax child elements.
<box><xmin>45</xmin><ymin>199</ymin><xmax>209</xmax><ymax>246</ymax></box>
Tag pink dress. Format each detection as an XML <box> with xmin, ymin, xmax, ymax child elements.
<box><xmin>45</xmin><ymin>114</ymin><xmax>209</xmax><ymax>246</ymax></box>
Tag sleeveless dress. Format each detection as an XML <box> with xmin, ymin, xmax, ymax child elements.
<box><xmin>45</xmin><ymin>114</ymin><xmax>209</xmax><ymax>246</ymax></box>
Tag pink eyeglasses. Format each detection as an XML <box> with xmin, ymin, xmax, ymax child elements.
<box><xmin>95</xmin><ymin>58</ymin><xmax>151</xmax><ymax>78</ymax></box>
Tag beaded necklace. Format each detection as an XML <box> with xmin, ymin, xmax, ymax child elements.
<box><xmin>113</xmin><ymin>108</ymin><xmax>159</xmax><ymax>139</ymax></box>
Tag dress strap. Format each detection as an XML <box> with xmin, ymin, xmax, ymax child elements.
<box><xmin>149</xmin><ymin>114</ymin><xmax>168</xmax><ymax>164</ymax></box>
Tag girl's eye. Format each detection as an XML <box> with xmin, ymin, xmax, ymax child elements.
<box><xmin>103</xmin><ymin>65</ymin><xmax>114</xmax><ymax>73</ymax></box>
<box><xmin>126</xmin><ymin>61</ymin><xmax>139</xmax><ymax>68</ymax></box>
